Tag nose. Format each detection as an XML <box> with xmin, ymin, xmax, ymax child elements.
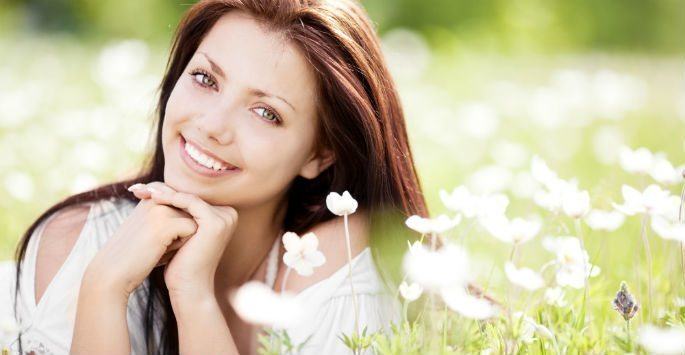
<box><xmin>195</xmin><ymin>105</ymin><xmax>235</xmax><ymax>145</ymax></box>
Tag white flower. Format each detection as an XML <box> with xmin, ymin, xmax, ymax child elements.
<box><xmin>325</xmin><ymin>191</ymin><xmax>358</xmax><ymax>216</ymax></box>
<box><xmin>505</xmin><ymin>262</ymin><xmax>544</xmax><ymax>291</ymax></box>
<box><xmin>480</xmin><ymin>215</ymin><xmax>541</xmax><ymax>245</ymax></box>
<box><xmin>440</xmin><ymin>285</ymin><xmax>499</xmax><ymax>320</ymax></box>
<box><xmin>513</xmin><ymin>312</ymin><xmax>555</xmax><ymax>343</ymax></box>
<box><xmin>399</xmin><ymin>281</ymin><xmax>423</xmax><ymax>302</ymax></box>
<box><xmin>650</xmin><ymin>216</ymin><xmax>685</xmax><ymax>243</ymax></box>
<box><xmin>543</xmin><ymin>287</ymin><xmax>567</xmax><ymax>307</ymax></box>
<box><xmin>531</xmin><ymin>156</ymin><xmax>590</xmax><ymax>216</ymax></box>
<box><xmin>637</xmin><ymin>325</ymin><xmax>685</xmax><ymax>355</ymax></box>
<box><xmin>543</xmin><ymin>236</ymin><xmax>600</xmax><ymax>289</ymax></box>
<box><xmin>230</xmin><ymin>281</ymin><xmax>304</xmax><ymax>328</ymax></box>
<box><xmin>619</xmin><ymin>146</ymin><xmax>654</xmax><ymax>174</ymax></box>
<box><xmin>584</xmin><ymin>209</ymin><xmax>625</xmax><ymax>231</ymax></box>
<box><xmin>649</xmin><ymin>155</ymin><xmax>684</xmax><ymax>185</ymax></box>
<box><xmin>440</xmin><ymin>185</ymin><xmax>509</xmax><ymax>219</ymax></box>
<box><xmin>612</xmin><ymin>184</ymin><xmax>673</xmax><ymax>216</ymax></box>
<box><xmin>403</xmin><ymin>243</ymin><xmax>470</xmax><ymax>291</ymax></box>
<box><xmin>561</xmin><ymin>188</ymin><xmax>591</xmax><ymax>218</ymax></box>
<box><xmin>405</xmin><ymin>214</ymin><xmax>461</xmax><ymax>234</ymax></box>
<box><xmin>282</xmin><ymin>232</ymin><xmax>326</xmax><ymax>276</ymax></box>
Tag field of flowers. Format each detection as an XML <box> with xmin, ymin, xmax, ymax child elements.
<box><xmin>1</xmin><ymin>28</ymin><xmax>685</xmax><ymax>353</ymax></box>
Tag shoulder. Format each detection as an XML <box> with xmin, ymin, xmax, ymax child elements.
<box><xmin>282</xmin><ymin>208</ymin><xmax>370</xmax><ymax>293</ymax></box>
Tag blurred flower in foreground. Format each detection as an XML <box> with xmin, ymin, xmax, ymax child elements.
<box><xmin>504</xmin><ymin>262</ymin><xmax>544</xmax><ymax>291</ymax></box>
<box><xmin>440</xmin><ymin>285</ymin><xmax>499</xmax><ymax>320</ymax></box>
<box><xmin>637</xmin><ymin>325</ymin><xmax>685</xmax><ymax>355</ymax></box>
<box><xmin>619</xmin><ymin>146</ymin><xmax>654</xmax><ymax>175</ymax></box>
<box><xmin>326</xmin><ymin>191</ymin><xmax>358</xmax><ymax>216</ymax></box>
<box><xmin>543</xmin><ymin>236</ymin><xmax>600</xmax><ymax>289</ymax></box>
<box><xmin>612</xmin><ymin>281</ymin><xmax>639</xmax><ymax>321</ymax></box>
<box><xmin>584</xmin><ymin>209</ymin><xmax>625</xmax><ymax>231</ymax></box>
<box><xmin>403</xmin><ymin>243</ymin><xmax>470</xmax><ymax>291</ymax></box>
<box><xmin>230</xmin><ymin>281</ymin><xmax>304</xmax><ymax>328</ymax></box>
<box><xmin>480</xmin><ymin>215</ymin><xmax>541</xmax><ymax>245</ymax></box>
<box><xmin>544</xmin><ymin>287</ymin><xmax>567</xmax><ymax>307</ymax></box>
<box><xmin>405</xmin><ymin>214</ymin><xmax>461</xmax><ymax>235</ymax></box>
<box><xmin>612</xmin><ymin>184</ymin><xmax>673</xmax><ymax>217</ymax></box>
<box><xmin>399</xmin><ymin>281</ymin><xmax>423</xmax><ymax>302</ymax></box>
<box><xmin>282</xmin><ymin>232</ymin><xmax>326</xmax><ymax>276</ymax></box>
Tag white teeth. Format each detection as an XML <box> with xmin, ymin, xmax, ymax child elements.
<box><xmin>184</xmin><ymin>142</ymin><xmax>229</xmax><ymax>171</ymax></box>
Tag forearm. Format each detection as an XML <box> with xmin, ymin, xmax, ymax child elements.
<box><xmin>171</xmin><ymin>293</ymin><xmax>239</xmax><ymax>354</ymax></box>
<box><xmin>71</xmin><ymin>275</ymin><xmax>131</xmax><ymax>355</ymax></box>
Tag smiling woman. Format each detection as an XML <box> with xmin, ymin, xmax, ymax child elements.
<box><xmin>7</xmin><ymin>0</ymin><xmax>428</xmax><ymax>354</ymax></box>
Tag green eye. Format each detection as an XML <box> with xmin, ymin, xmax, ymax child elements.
<box><xmin>255</xmin><ymin>107</ymin><xmax>282</xmax><ymax>125</ymax></box>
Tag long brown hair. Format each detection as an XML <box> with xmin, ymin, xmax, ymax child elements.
<box><xmin>12</xmin><ymin>0</ymin><xmax>429</xmax><ymax>353</ymax></box>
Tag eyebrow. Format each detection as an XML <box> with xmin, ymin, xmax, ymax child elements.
<box><xmin>197</xmin><ymin>51</ymin><xmax>297</xmax><ymax>113</ymax></box>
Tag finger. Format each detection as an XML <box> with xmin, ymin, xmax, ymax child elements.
<box><xmin>127</xmin><ymin>183</ymin><xmax>151</xmax><ymax>199</ymax></box>
<box><xmin>150</xmin><ymin>190</ymin><xmax>216</xmax><ymax>225</ymax></box>
<box><xmin>164</xmin><ymin>217</ymin><xmax>198</xmax><ymax>245</ymax></box>
<box><xmin>156</xmin><ymin>250</ymin><xmax>176</xmax><ymax>268</ymax></box>
<box><xmin>145</xmin><ymin>181</ymin><xmax>177</xmax><ymax>194</ymax></box>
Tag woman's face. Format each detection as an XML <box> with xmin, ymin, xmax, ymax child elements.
<box><xmin>162</xmin><ymin>11</ymin><xmax>332</xmax><ymax>208</ymax></box>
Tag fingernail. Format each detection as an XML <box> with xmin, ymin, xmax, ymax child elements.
<box><xmin>127</xmin><ymin>183</ymin><xmax>145</xmax><ymax>192</ymax></box>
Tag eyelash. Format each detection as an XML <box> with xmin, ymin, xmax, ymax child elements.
<box><xmin>187</xmin><ymin>68</ymin><xmax>283</xmax><ymax>125</ymax></box>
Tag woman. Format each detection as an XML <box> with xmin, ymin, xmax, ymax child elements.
<box><xmin>7</xmin><ymin>0</ymin><xmax>429</xmax><ymax>353</ymax></box>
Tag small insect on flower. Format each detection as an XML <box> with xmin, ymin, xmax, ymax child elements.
<box><xmin>612</xmin><ymin>281</ymin><xmax>639</xmax><ymax>321</ymax></box>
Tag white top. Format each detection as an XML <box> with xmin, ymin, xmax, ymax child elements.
<box><xmin>0</xmin><ymin>197</ymin><xmax>400</xmax><ymax>354</ymax></box>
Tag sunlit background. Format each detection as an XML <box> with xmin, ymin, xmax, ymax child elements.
<box><xmin>1</xmin><ymin>0</ymin><xmax>684</xmax><ymax>351</ymax></box>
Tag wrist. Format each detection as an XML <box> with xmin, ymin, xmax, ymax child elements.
<box><xmin>81</xmin><ymin>267</ymin><xmax>131</xmax><ymax>305</ymax></box>
<box><xmin>170</xmin><ymin>289</ymin><xmax>218</xmax><ymax>316</ymax></box>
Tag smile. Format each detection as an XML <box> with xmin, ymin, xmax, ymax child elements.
<box><xmin>179</xmin><ymin>135</ymin><xmax>239</xmax><ymax>177</ymax></box>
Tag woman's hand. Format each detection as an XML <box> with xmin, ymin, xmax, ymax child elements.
<box><xmin>83</xmin><ymin>191</ymin><xmax>198</xmax><ymax>298</ymax></box>
<box><xmin>129</xmin><ymin>181</ymin><xmax>238</xmax><ymax>298</ymax></box>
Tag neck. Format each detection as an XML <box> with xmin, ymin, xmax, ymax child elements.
<box><xmin>214</xmin><ymin>194</ymin><xmax>288</xmax><ymax>293</ymax></box>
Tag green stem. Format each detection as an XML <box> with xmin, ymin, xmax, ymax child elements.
<box><xmin>640</xmin><ymin>213</ymin><xmax>653</xmax><ymax>321</ymax></box>
<box><xmin>626</xmin><ymin>319</ymin><xmax>632</xmax><ymax>352</ymax></box>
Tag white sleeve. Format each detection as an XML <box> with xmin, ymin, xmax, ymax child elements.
<box><xmin>296</xmin><ymin>292</ymin><xmax>401</xmax><ymax>355</ymax></box>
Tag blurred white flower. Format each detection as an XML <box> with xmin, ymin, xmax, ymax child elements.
<box><xmin>584</xmin><ymin>209</ymin><xmax>625</xmax><ymax>231</ymax></box>
<box><xmin>440</xmin><ymin>185</ymin><xmax>509</xmax><ymax>219</ymax></box>
<box><xmin>457</xmin><ymin>102</ymin><xmax>500</xmax><ymax>139</ymax></box>
<box><xmin>399</xmin><ymin>281</ymin><xmax>423</xmax><ymax>302</ymax></box>
<box><xmin>94</xmin><ymin>39</ymin><xmax>150</xmax><ymax>89</ymax></box>
<box><xmin>543</xmin><ymin>287</ymin><xmax>567</xmax><ymax>307</ymax></box>
<box><xmin>230</xmin><ymin>281</ymin><xmax>304</xmax><ymax>328</ymax></box>
<box><xmin>543</xmin><ymin>236</ymin><xmax>600</xmax><ymax>289</ymax></box>
<box><xmin>650</xmin><ymin>216</ymin><xmax>685</xmax><ymax>243</ymax></box>
<box><xmin>612</xmin><ymin>184</ymin><xmax>673</xmax><ymax>217</ymax></box>
<box><xmin>592</xmin><ymin>126</ymin><xmax>625</xmax><ymax>165</ymax></box>
<box><xmin>0</xmin><ymin>316</ymin><xmax>20</xmax><ymax>350</ymax></box>
<box><xmin>619</xmin><ymin>146</ymin><xmax>653</xmax><ymax>175</ymax></box>
<box><xmin>326</xmin><ymin>191</ymin><xmax>358</xmax><ymax>216</ymax></box>
<box><xmin>403</xmin><ymin>243</ymin><xmax>470</xmax><ymax>291</ymax></box>
<box><xmin>513</xmin><ymin>312</ymin><xmax>554</xmax><ymax>343</ymax></box>
<box><xmin>440</xmin><ymin>285</ymin><xmax>499</xmax><ymax>320</ymax></box>
<box><xmin>480</xmin><ymin>215</ymin><xmax>541</xmax><ymax>245</ymax></box>
<box><xmin>405</xmin><ymin>214</ymin><xmax>461</xmax><ymax>234</ymax></box>
<box><xmin>467</xmin><ymin>165</ymin><xmax>513</xmax><ymax>194</ymax></box>
<box><xmin>592</xmin><ymin>70</ymin><xmax>646</xmax><ymax>120</ymax></box>
<box><xmin>491</xmin><ymin>141</ymin><xmax>529</xmax><ymax>169</ymax></box>
<box><xmin>531</xmin><ymin>155</ymin><xmax>590</xmax><ymax>217</ymax></box>
<box><xmin>3</xmin><ymin>171</ymin><xmax>34</xmax><ymax>202</ymax></box>
<box><xmin>282</xmin><ymin>232</ymin><xmax>326</xmax><ymax>276</ymax></box>
<box><xmin>649</xmin><ymin>155</ymin><xmax>684</xmax><ymax>185</ymax></box>
<box><xmin>561</xmin><ymin>188</ymin><xmax>591</xmax><ymax>219</ymax></box>
<box><xmin>637</xmin><ymin>325</ymin><xmax>685</xmax><ymax>355</ymax></box>
<box><xmin>504</xmin><ymin>262</ymin><xmax>544</xmax><ymax>291</ymax></box>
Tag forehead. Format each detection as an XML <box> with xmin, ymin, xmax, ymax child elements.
<box><xmin>195</xmin><ymin>11</ymin><xmax>317</xmax><ymax>112</ymax></box>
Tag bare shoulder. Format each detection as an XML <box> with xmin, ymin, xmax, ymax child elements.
<box><xmin>280</xmin><ymin>208</ymin><xmax>370</xmax><ymax>293</ymax></box>
<box><xmin>34</xmin><ymin>203</ymin><xmax>93</xmax><ymax>304</ymax></box>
